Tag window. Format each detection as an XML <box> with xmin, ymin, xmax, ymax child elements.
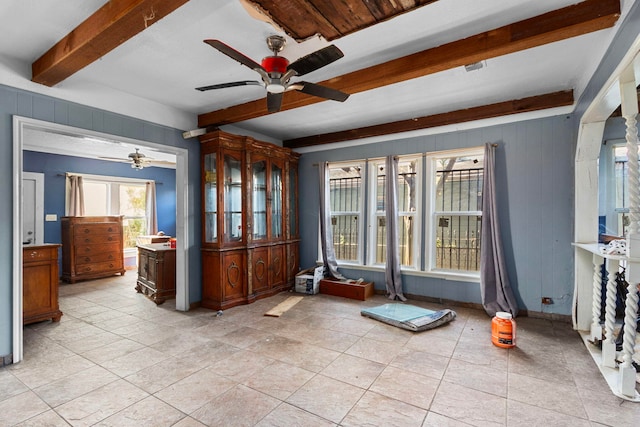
<box><xmin>428</xmin><ymin>149</ymin><xmax>483</xmax><ymax>272</ymax></box>
<box><xmin>72</xmin><ymin>175</ymin><xmax>150</xmax><ymax>249</ymax></box>
<box><xmin>369</xmin><ymin>157</ymin><xmax>420</xmax><ymax>268</ymax></box>
<box><xmin>613</xmin><ymin>144</ymin><xmax>635</xmax><ymax>236</ymax></box>
<box><xmin>329</xmin><ymin>163</ymin><xmax>363</xmax><ymax>263</ymax></box>
<box><xmin>324</xmin><ymin>146</ymin><xmax>483</xmax><ymax>278</ymax></box>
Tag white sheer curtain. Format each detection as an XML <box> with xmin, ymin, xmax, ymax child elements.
<box><xmin>480</xmin><ymin>143</ymin><xmax>518</xmax><ymax>316</ymax></box>
<box><xmin>145</xmin><ymin>181</ymin><xmax>158</xmax><ymax>235</ymax></box>
<box><xmin>67</xmin><ymin>174</ymin><xmax>85</xmax><ymax>216</ymax></box>
<box><xmin>319</xmin><ymin>162</ymin><xmax>345</xmax><ymax>279</ymax></box>
<box><xmin>385</xmin><ymin>155</ymin><xmax>406</xmax><ymax>301</ymax></box>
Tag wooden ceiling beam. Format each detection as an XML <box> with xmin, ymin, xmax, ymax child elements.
<box><xmin>198</xmin><ymin>0</ymin><xmax>619</xmax><ymax>129</ymax></box>
<box><xmin>32</xmin><ymin>0</ymin><xmax>189</xmax><ymax>86</ymax></box>
<box><xmin>284</xmin><ymin>90</ymin><xmax>574</xmax><ymax>148</ymax></box>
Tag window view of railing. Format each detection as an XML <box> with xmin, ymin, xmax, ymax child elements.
<box><xmin>374</xmin><ymin>160</ymin><xmax>418</xmax><ymax>267</ymax></box>
<box><xmin>329</xmin><ymin>166</ymin><xmax>361</xmax><ymax>261</ymax></box>
<box><xmin>435</xmin><ymin>161</ymin><xmax>483</xmax><ymax>271</ymax></box>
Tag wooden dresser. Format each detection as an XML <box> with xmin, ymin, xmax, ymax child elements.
<box><xmin>136</xmin><ymin>243</ymin><xmax>176</xmax><ymax>304</ymax></box>
<box><xmin>23</xmin><ymin>244</ymin><xmax>63</xmax><ymax>324</ymax></box>
<box><xmin>61</xmin><ymin>216</ymin><xmax>125</xmax><ymax>283</ymax></box>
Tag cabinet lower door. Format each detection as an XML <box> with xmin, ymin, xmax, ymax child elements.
<box><xmin>23</xmin><ymin>263</ymin><xmax>55</xmax><ymax>318</ymax></box>
<box><xmin>250</xmin><ymin>247</ymin><xmax>269</xmax><ymax>295</ymax></box>
<box><xmin>222</xmin><ymin>251</ymin><xmax>246</xmax><ymax>302</ymax></box>
<box><xmin>269</xmin><ymin>244</ymin><xmax>285</xmax><ymax>289</ymax></box>
<box><xmin>286</xmin><ymin>242</ymin><xmax>300</xmax><ymax>284</ymax></box>
<box><xmin>202</xmin><ymin>250</ymin><xmax>247</xmax><ymax>310</ymax></box>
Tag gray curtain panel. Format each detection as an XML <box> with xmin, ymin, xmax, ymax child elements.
<box><xmin>145</xmin><ymin>181</ymin><xmax>158</xmax><ymax>235</ymax></box>
<box><xmin>67</xmin><ymin>175</ymin><xmax>85</xmax><ymax>216</ymax></box>
<box><xmin>318</xmin><ymin>162</ymin><xmax>345</xmax><ymax>279</ymax></box>
<box><xmin>480</xmin><ymin>143</ymin><xmax>519</xmax><ymax>316</ymax></box>
<box><xmin>385</xmin><ymin>155</ymin><xmax>406</xmax><ymax>301</ymax></box>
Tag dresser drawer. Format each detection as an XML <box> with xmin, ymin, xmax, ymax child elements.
<box><xmin>74</xmin><ymin>233</ymin><xmax>121</xmax><ymax>245</ymax></box>
<box><xmin>75</xmin><ymin>250</ymin><xmax>122</xmax><ymax>265</ymax></box>
<box><xmin>75</xmin><ymin>242</ymin><xmax>122</xmax><ymax>257</ymax></box>
<box><xmin>75</xmin><ymin>223</ymin><xmax>121</xmax><ymax>236</ymax></box>
<box><xmin>23</xmin><ymin>246</ymin><xmax>57</xmax><ymax>262</ymax></box>
<box><xmin>75</xmin><ymin>260</ymin><xmax>123</xmax><ymax>275</ymax></box>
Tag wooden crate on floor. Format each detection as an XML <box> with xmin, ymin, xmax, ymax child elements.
<box><xmin>319</xmin><ymin>279</ymin><xmax>374</xmax><ymax>301</ymax></box>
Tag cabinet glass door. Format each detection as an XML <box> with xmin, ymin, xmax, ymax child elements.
<box><xmin>271</xmin><ymin>162</ymin><xmax>283</xmax><ymax>239</ymax></box>
<box><xmin>289</xmin><ymin>166</ymin><xmax>297</xmax><ymax>238</ymax></box>
<box><xmin>204</xmin><ymin>153</ymin><xmax>217</xmax><ymax>243</ymax></box>
<box><xmin>252</xmin><ymin>160</ymin><xmax>267</xmax><ymax>240</ymax></box>
<box><xmin>224</xmin><ymin>154</ymin><xmax>243</xmax><ymax>243</ymax></box>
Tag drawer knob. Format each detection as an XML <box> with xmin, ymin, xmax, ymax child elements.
<box><xmin>29</xmin><ymin>251</ymin><xmax>37</xmax><ymax>258</ymax></box>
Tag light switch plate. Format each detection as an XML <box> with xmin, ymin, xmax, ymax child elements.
<box><xmin>45</xmin><ymin>214</ymin><xmax>57</xmax><ymax>222</ymax></box>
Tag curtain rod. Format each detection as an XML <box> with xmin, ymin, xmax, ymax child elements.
<box><xmin>56</xmin><ymin>173</ymin><xmax>162</xmax><ymax>184</ymax></box>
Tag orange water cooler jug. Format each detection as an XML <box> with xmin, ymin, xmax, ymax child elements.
<box><xmin>491</xmin><ymin>311</ymin><xmax>516</xmax><ymax>348</ymax></box>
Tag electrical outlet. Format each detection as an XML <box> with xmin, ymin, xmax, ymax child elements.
<box><xmin>541</xmin><ymin>297</ymin><xmax>553</xmax><ymax>305</ymax></box>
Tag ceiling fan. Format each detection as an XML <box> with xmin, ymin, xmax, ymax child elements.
<box><xmin>99</xmin><ymin>148</ymin><xmax>175</xmax><ymax>170</ymax></box>
<box><xmin>128</xmin><ymin>148</ymin><xmax>146</xmax><ymax>170</ymax></box>
<box><xmin>196</xmin><ymin>35</ymin><xmax>350</xmax><ymax>113</ymax></box>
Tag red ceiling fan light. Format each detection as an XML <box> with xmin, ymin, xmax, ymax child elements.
<box><xmin>261</xmin><ymin>56</ymin><xmax>289</xmax><ymax>74</ymax></box>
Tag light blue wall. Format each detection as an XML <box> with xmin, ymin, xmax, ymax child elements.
<box><xmin>0</xmin><ymin>84</ymin><xmax>201</xmax><ymax>359</ymax></box>
<box><xmin>299</xmin><ymin>115</ymin><xmax>576</xmax><ymax>315</ymax></box>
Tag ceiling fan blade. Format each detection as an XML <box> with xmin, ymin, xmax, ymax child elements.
<box><xmin>204</xmin><ymin>40</ymin><xmax>265</xmax><ymax>71</ymax></box>
<box><xmin>98</xmin><ymin>156</ymin><xmax>128</xmax><ymax>162</ymax></box>
<box><xmin>267</xmin><ymin>92</ymin><xmax>283</xmax><ymax>113</ymax></box>
<box><xmin>287</xmin><ymin>45</ymin><xmax>344</xmax><ymax>76</ymax></box>
<box><xmin>195</xmin><ymin>80</ymin><xmax>262</xmax><ymax>92</ymax></box>
<box><xmin>294</xmin><ymin>82</ymin><xmax>350</xmax><ymax>102</ymax></box>
<box><xmin>146</xmin><ymin>159</ymin><xmax>176</xmax><ymax>167</ymax></box>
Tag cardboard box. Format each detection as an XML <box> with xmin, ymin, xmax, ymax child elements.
<box><xmin>295</xmin><ymin>266</ymin><xmax>323</xmax><ymax>294</ymax></box>
<box><xmin>319</xmin><ymin>279</ymin><xmax>374</xmax><ymax>301</ymax></box>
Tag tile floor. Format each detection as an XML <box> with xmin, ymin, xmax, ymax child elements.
<box><xmin>1</xmin><ymin>275</ymin><xmax>639</xmax><ymax>426</ymax></box>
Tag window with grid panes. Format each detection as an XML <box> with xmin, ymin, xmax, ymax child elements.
<box><xmin>329</xmin><ymin>163</ymin><xmax>363</xmax><ymax>263</ymax></box>
<box><xmin>430</xmin><ymin>149</ymin><xmax>483</xmax><ymax>272</ymax></box>
<box><xmin>371</xmin><ymin>157</ymin><xmax>420</xmax><ymax>268</ymax></box>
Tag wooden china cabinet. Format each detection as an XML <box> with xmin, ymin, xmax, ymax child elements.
<box><xmin>200</xmin><ymin>130</ymin><xmax>300</xmax><ymax>310</ymax></box>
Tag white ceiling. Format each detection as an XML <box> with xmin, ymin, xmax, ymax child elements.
<box><xmin>1</xmin><ymin>0</ymin><xmax>637</xmax><ymax>157</ymax></box>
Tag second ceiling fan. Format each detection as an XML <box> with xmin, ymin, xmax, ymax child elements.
<box><xmin>196</xmin><ymin>35</ymin><xmax>350</xmax><ymax>113</ymax></box>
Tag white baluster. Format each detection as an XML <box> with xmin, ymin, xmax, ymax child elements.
<box><xmin>602</xmin><ymin>258</ymin><xmax>619</xmax><ymax>368</ymax></box>
<box><xmin>617</xmin><ymin>67</ymin><xmax>640</xmax><ymax>400</ymax></box>
<box><xmin>590</xmin><ymin>254</ymin><xmax>604</xmax><ymax>342</ymax></box>
<box><xmin>625</xmin><ymin>113</ymin><xmax>640</xmax><ymax>237</ymax></box>
<box><xmin>618</xmin><ymin>276</ymin><xmax>639</xmax><ymax>398</ymax></box>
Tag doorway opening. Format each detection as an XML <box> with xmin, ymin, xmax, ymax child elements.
<box><xmin>12</xmin><ymin>116</ymin><xmax>191</xmax><ymax>363</ymax></box>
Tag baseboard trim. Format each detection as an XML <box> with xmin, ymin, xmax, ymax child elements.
<box><xmin>376</xmin><ymin>290</ymin><xmax>572</xmax><ymax>323</ymax></box>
